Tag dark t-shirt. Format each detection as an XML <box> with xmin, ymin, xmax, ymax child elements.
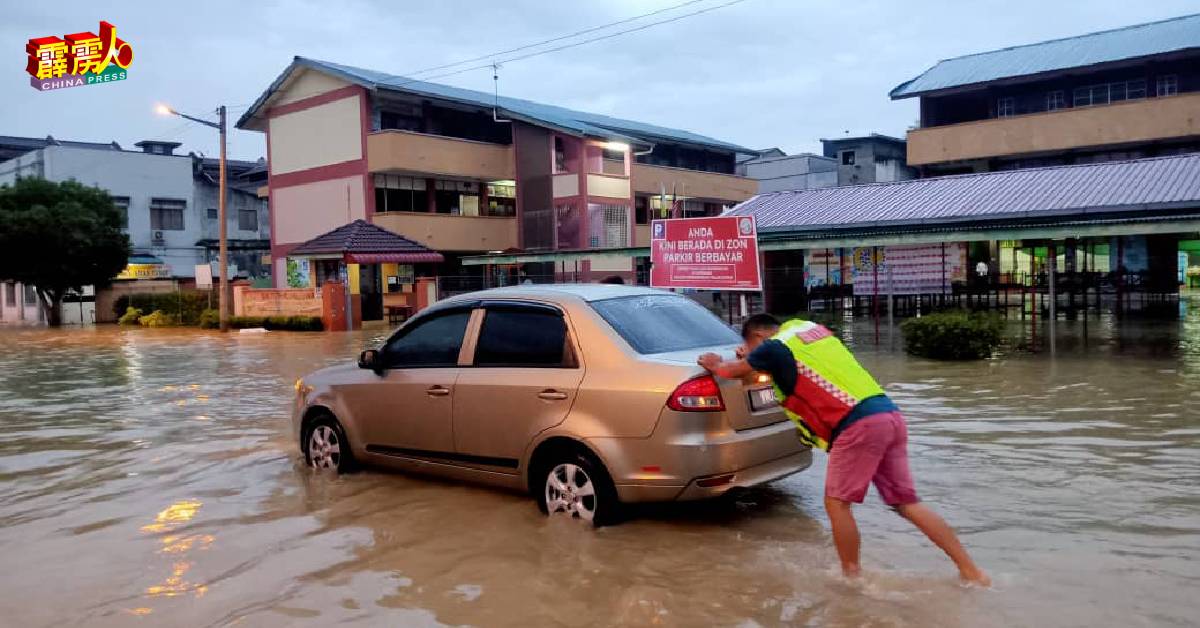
<box><xmin>746</xmin><ymin>339</ymin><xmax>797</xmax><ymax>395</ymax></box>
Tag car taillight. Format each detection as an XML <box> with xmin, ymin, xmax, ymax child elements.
<box><xmin>667</xmin><ymin>375</ymin><xmax>725</xmax><ymax>412</ymax></box>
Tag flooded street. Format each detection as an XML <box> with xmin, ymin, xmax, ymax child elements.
<box><xmin>1</xmin><ymin>318</ymin><xmax>1198</xmax><ymax>627</ymax></box>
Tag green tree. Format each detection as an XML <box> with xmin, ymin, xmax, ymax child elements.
<box><xmin>0</xmin><ymin>178</ymin><xmax>130</xmax><ymax>325</ymax></box>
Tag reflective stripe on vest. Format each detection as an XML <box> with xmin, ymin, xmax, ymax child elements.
<box><xmin>772</xmin><ymin>319</ymin><xmax>885</xmax><ymax>451</ymax></box>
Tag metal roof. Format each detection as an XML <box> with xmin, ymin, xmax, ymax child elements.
<box><xmin>726</xmin><ymin>153</ymin><xmax>1200</xmax><ymax>232</ymax></box>
<box><xmin>237</xmin><ymin>57</ymin><xmax>753</xmax><ymax>153</ymax></box>
<box><xmin>891</xmin><ymin>13</ymin><xmax>1200</xmax><ymax>99</ymax></box>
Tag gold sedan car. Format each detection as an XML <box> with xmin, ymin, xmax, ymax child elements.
<box><xmin>292</xmin><ymin>284</ymin><xmax>811</xmax><ymax>525</ymax></box>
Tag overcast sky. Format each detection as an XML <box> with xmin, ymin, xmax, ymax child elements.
<box><xmin>3</xmin><ymin>0</ymin><xmax>1196</xmax><ymax>161</ymax></box>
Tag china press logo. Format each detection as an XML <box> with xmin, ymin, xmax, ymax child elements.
<box><xmin>26</xmin><ymin>20</ymin><xmax>133</xmax><ymax>92</ymax></box>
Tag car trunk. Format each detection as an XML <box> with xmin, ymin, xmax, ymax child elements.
<box><xmin>642</xmin><ymin>345</ymin><xmax>788</xmax><ymax>431</ymax></box>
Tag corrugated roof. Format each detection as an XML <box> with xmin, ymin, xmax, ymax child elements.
<box><xmin>727</xmin><ymin>153</ymin><xmax>1200</xmax><ymax>232</ymax></box>
<box><xmin>238</xmin><ymin>57</ymin><xmax>752</xmax><ymax>153</ymax></box>
<box><xmin>891</xmin><ymin>13</ymin><xmax>1200</xmax><ymax>98</ymax></box>
<box><xmin>289</xmin><ymin>219</ymin><xmax>444</xmax><ymax>262</ymax></box>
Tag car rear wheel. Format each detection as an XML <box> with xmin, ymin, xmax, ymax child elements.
<box><xmin>538</xmin><ymin>451</ymin><xmax>619</xmax><ymax>526</ymax></box>
<box><xmin>304</xmin><ymin>414</ymin><xmax>354</xmax><ymax>473</ymax></box>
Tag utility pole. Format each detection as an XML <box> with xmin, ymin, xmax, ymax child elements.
<box><xmin>218</xmin><ymin>105</ymin><xmax>229</xmax><ymax>332</ymax></box>
<box><xmin>156</xmin><ymin>103</ymin><xmax>231</xmax><ymax>331</ymax></box>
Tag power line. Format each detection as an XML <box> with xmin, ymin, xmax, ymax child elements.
<box><xmin>402</xmin><ymin>0</ymin><xmax>711</xmax><ymax>78</ymax></box>
<box><xmin>395</xmin><ymin>0</ymin><xmax>751</xmax><ymax>88</ymax></box>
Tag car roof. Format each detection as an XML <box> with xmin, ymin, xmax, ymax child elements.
<box><xmin>439</xmin><ymin>284</ymin><xmax>673</xmax><ymax>306</ymax></box>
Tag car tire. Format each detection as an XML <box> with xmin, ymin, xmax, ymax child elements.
<box><xmin>303</xmin><ymin>413</ymin><xmax>356</xmax><ymax>473</ymax></box>
<box><xmin>536</xmin><ymin>449</ymin><xmax>621</xmax><ymax>527</ymax></box>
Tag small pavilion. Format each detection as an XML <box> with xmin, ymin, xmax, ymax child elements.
<box><xmin>287</xmin><ymin>219</ymin><xmax>444</xmax><ymax>326</ymax></box>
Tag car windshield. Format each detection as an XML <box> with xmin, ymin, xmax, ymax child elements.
<box><xmin>590</xmin><ymin>294</ymin><xmax>740</xmax><ymax>354</ymax></box>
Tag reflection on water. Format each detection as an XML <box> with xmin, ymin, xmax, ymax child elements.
<box><xmin>0</xmin><ymin>320</ymin><xmax>1197</xmax><ymax>627</ymax></box>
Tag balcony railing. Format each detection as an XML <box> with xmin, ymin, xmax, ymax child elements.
<box><xmin>631</xmin><ymin>163</ymin><xmax>757</xmax><ymax>202</ymax></box>
<box><xmin>371</xmin><ymin>211</ymin><xmax>517</xmax><ymax>252</ymax></box>
<box><xmin>367</xmin><ymin>130</ymin><xmax>515</xmax><ymax>180</ymax></box>
<box><xmin>908</xmin><ymin>92</ymin><xmax>1200</xmax><ymax>166</ymax></box>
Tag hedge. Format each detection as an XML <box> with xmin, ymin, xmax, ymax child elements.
<box><xmin>198</xmin><ymin>308</ymin><xmax>220</xmax><ymax>329</ymax></box>
<box><xmin>114</xmin><ymin>292</ymin><xmax>211</xmax><ymax>325</ymax></box>
<box><xmin>138</xmin><ymin>310</ymin><xmax>178</xmax><ymax>328</ymax></box>
<box><xmin>117</xmin><ymin>306</ymin><xmax>143</xmax><ymax>326</ymax></box>
<box><xmin>900</xmin><ymin>310</ymin><xmax>1004</xmax><ymax>360</ymax></box>
<box><xmin>228</xmin><ymin>315</ymin><xmax>324</xmax><ymax>331</ymax></box>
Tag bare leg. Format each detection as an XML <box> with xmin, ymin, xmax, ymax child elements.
<box><xmin>895</xmin><ymin>502</ymin><xmax>990</xmax><ymax>586</ymax></box>
<box><xmin>824</xmin><ymin>496</ymin><xmax>862</xmax><ymax>577</ymax></box>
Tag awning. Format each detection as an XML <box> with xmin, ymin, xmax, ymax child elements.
<box><xmin>346</xmin><ymin>252</ymin><xmax>445</xmax><ymax>264</ymax></box>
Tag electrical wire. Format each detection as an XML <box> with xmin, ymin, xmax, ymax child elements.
<box><xmin>392</xmin><ymin>0</ymin><xmax>750</xmax><ymax>88</ymax></box>
<box><xmin>401</xmin><ymin>0</ymin><xmax>711</xmax><ymax>78</ymax></box>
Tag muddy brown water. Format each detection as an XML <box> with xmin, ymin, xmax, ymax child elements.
<box><xmin>0</xmin><ymin>318</ymin><xmax>1197</xmax><ymax>627</ymax></box>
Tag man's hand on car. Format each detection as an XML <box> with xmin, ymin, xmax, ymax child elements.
<box><xmin>697</xmin><ymin>353</ymin><xmax>723</xmax><ymax>373</ymax></box>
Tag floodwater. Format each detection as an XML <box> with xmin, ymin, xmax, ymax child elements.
<box><xmin>0</xmin><ymin>315</ymin><xmax>1197</xmax><ymax>627</ymax></box>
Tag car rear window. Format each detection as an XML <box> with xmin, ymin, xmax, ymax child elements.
<box><xmin>590</xmin><ymin>295</ymin><xmax>740</xmax><ymax>354</ymax></box>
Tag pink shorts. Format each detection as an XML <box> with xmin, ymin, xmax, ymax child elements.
<box><xmin>825</xmin><ymin>411</ymin><xmax>919</xmax><ymax>506</ymax></box>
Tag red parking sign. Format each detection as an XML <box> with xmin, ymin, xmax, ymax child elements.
<box><xmin>650</xmin><ymin>216</ymin><xmax>762</xmax><ymax>290</ymax></box>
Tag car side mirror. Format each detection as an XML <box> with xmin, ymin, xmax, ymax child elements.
<box><xmin>358</xmin><ymin>349</ymin><xmax>383</xmax><ymax>374</ymax></box>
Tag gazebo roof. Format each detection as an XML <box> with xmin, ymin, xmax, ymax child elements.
<box><xmin>288</xmin><ymin>219</ymin><xmax>445</xmax><ymax>264</ymax></box>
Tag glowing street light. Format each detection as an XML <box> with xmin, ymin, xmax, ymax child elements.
<box><xmin>155</xmin><ymin>102</ymin><xmax>230</xmax><ymax>332</ymax></box>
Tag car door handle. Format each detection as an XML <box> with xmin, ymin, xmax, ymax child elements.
<box><xmin>426</xmin><ymin>386</ymin><xmax>451</xmax><ymax>397</ymax></box>
<box><xmin>537</xmin><ymin>390</ymin><xmax>569</xmax><ymax>401</ymax></box>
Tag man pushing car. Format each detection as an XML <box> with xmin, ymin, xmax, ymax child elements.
<box><xmin>698</xmin><ymin>314</ymin><xmax>990</xmax><ymax>585</ymax></box>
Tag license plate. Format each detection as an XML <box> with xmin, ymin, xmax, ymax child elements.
<box><xmin>748</xmin><ymin>387</ymin><xmax>777</xmax><ymax>411</ymax></box>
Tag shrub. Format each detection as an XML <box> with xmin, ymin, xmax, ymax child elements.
<box><xmin>114</xmin><ymin>292</ymin><xmax>211</xmax><ymax>325</ymax></box>
<box><xmin>117</xmin><ymin>306</ymin><xmax>143</xmax><ymax>326</ymax></box>
<box><xmin>198</xmin><ymin>308</ymin><xmax>220</xmax><ymax>329</ymax></box>
<box><xmin>228</xmin><ymin>315</ymin><xmax>323</xmax><ymax>331</ymax></box>
<box><xmin>138</xmin><ymin>309</ymin><xmax>179</xmax><ymax>328</ymax></box>
<box><xmin>900</xmin><ymin>310</ymin><xmax>1004</xmax><ymax>360</ymax></box>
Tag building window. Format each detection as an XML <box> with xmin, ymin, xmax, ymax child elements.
<box><xmin>238</xmin><ymin>209</ymin><xmax>257</xmax><ymax>231</ymax></box>
<box><xmin>373</xmin><ymin>174</ymin><xmax>428</xmax><ymax>213</ymax></box>
<box><xmin>554</xmin><ymin>136</ymin><xmax>567</xmax><ymax>173</ymax></box>
<box><xmin>1157</xmin><ymin>74</ymin><xmax>1178</xmax><ymax>97</ymax></box>
<box><xmin>435</xmin><ymin>179</ymin><xmax>478</xmax><ymax>215</ymax></box>
<box><xmin>4</xmin><ymin>282</ymin><xmax>15</xmax><ymax>307</ymax></box>
<box><xmin>601</xmin><ymin>148</ymin><xmax>626</xmax><ymax>176</ymax></box>
<box><xmin>207</xmin><ymin>208</ymin><xmax>218</xmax><ymax>220</ymax></box>
<box><xmin>1073</xmin><ymin>80</ymin><xmax>1146</xmax><ymax>107</ymax></box>
<box><xmin>149</xmin><ymin>198</ymin><xmax>186</xmax><ymax>231</ymax></box>
<box><xmin>111</xmin><ymin>196</ymin><xmax>130</xmax><ymax>228</ymax></box>
<box><xmin>23</xmin><ymin>284</ymin><xmax>37</xmax><ymax>304</ymax></box>
<box><xmin>840</xmin><ymin>151</ymin><xmax>855</xmax><ymax>166</ymax></box>
<box><xmin>635</xmin><ymin>196</ymin><xmax>649</xmax><ymax>225</ymax></box>
<box><xmin>1045</xmin><ymin>91</ymin><xmax>1065</xmax><ymax>111</ymax></box>
<box><xmin>485</xmin><ymin>181</ymin><xmax>516</xmax><ymax>217</ymax></box>
<box><xmin>996</xmin><ymin>97</ymin><xmax>1016</xmax><ymax>117</ymax></box>
<box><xmin>681</xmin><ymin>200</ymin><xmax>706</xmax><ymax>218</ymax></box>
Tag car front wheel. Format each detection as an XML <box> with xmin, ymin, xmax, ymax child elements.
<box><xmin>304</xmin><ymin>414</ymin><xmax>354</xmax><ymax>473</ymax></box>
<box><xmin>538</xmin><ymin>451</ymin><xmax>619</xmax><ymax>526</ymax></box>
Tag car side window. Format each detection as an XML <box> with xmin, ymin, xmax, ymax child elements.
<box><xmin>382</xmin><ymin>311</ymin><xmax>470</xmax><ymax>368</ymax></box>
<box><xmin>474</xmin><ymin>308</ymin><xmax>572</xmax><ymax>368</ymax></box>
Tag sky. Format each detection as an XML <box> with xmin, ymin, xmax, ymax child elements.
<box><xmin>3</xmin><ymin>0</ymin><xmax>1197</xmax><ymax>161</ymax></box>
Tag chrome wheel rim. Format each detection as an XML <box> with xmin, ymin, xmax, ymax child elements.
<box><xmin>308</xmin><ymin>425</ymin><xmax>341</xmax><ymax>469</ymax></box>
<box><xmin>544</xmin><ymin>463</ymin><xmax>596</xmax><ymax>521</ymax></box>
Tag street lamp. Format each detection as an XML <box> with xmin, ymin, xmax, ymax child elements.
<box><xmin>156</xmin><ymin>103</ymin><xmax>230</xmax><ymax>332</ymax></box>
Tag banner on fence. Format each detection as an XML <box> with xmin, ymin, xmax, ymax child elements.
<box><xmin>851</xmin><ymin>243</ymin><xmax>967</xmax><ymax>295</ymax></box>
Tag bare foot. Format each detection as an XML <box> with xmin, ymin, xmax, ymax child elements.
<box><xmin>842</xmin><ymin>564</ymin><xmax>863</xmax><ymax>579</ymax></box>
<box><xmin>959</xmin><ymin>568</ymin><xmax>991</xmax><ymax>588</ymax></box>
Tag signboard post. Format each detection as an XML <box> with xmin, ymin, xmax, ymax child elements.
<box><xmin>649</xmin><ymin>216</ymin><xmax>762</xmax><ymax>291</ymax></box>
<box><xmin>195</xmin><ymin>264</ymin><xmax>214</xmax><ymax>309</ymax></box>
